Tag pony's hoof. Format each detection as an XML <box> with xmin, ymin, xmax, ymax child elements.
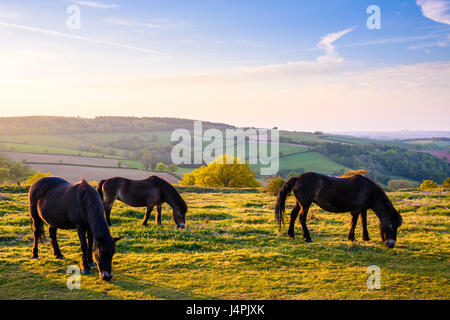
<box><xmin>141</xmin><ymin>222</ymin><xmax>147</xmax><ymax>226</ymax></box>
<box><xmin>31</xmin><ymin>255</ymin><xmax>38</xmax><ymax>259</ymax></box>
<box><xmin>287</xmin><ymin>234</ymin><xmax>295</xmax><ymax>239</ymax></box>
<box><xmin>363</xmin><ymin>236</ymin><xmax>370</xmax><ymax>241</ymax></box>
<box><xmin>89</xmin><ymin>262</ymin><xmax>96</xmax><ymax>267</ymax></box>
<box><xmin>82</xmin><ymin>269</ymin><xmax>92</xmax><ymax>275</ymax></box>
<box><xmin>305</xmin><ymin>239</ymin><xmax>313</xmax><ymax>243</ymax></box>
<box><xmin>55</xmin><ymin>255</ymin><xmax>65</xmax><ymax>259</ymax></box>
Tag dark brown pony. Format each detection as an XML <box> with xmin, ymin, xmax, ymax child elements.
<box><xmin>97</xmin><ymin>175</ymin><xmax>187</xmax><ymax>228</ymax></box>
<box><xmin>29</xmin><ymin>177</ymin><xmax>121</xmax><ymax>280</ymax></box>
<box><xmin>275</xmin><ymin>172</ymin><xmax>402</xmax><ymax>248</ymax></box>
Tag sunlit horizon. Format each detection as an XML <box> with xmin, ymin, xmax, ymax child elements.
<box><xmin>0</xmin><ymin>0</ymin><xmax>449</xmax><ymax>131</ymax></box>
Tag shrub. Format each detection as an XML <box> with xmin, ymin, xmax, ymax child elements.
<box><xmin>264</xmin><ymin>175</ymin><xmax>286</xmax><ymax>195</ymax></box>
<box><xmin>167</xmin><ymin>164</ymin><xmax>178</xmax><ymax>172</ymax></box>
<box><xmin>25</xmin><ymin>172</ymin><xmax>52</xmax><ymax>185</ymax></box>
<box><xmin>419</xmin><ymin>180</ymin><xmax>438</xmax><ymax>191</ymax></box>
<box><xmin>179</xmin><ymin>154</ymin><xmax>260</xmax><ymax>188</ymax></box>
<box><xmin>441</xmin><ymin>178</ymin><xmax>450</xmax><ymax>189</ymax></box>
<box><xmin>339</xmin><ymin>169</ymin><xmax>368</xmax><ymax>178</ymax></box>
<box><xmin>387</xmin><ymin>179</ymin><xmax>419</xmax><ymax>191</ymax></box>
<box><xmin>0</xmin><ymin>168</ymin><xmax>9</xmax><ymax>183</ymax></box>
<box><xmin>155</xmin><ymin>162</ymin><xmax>167</xmax><ymax>171</ymax></box>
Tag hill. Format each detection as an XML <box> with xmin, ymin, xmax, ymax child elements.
<box><xmin>0</xmin><ymin>116</ymin><xmax>448</xmax><ymax>185</ymax></box>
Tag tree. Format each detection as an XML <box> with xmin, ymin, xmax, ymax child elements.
<box><xmin>117</xmin><ymin>161</ymin><xmax>122</xmax><ymax>168</ymax></box>
<box><xmin>419</xmin><ymin>180</ymin><xmax>438</xmax><ymax>190</ymax></box>
<box><xmin>179</xmin><ymin>154</ymin><xmax>260</xmax><ymax>188</ymax></box>
<box><xmin>155</xmin><ymin>162</ymin><xmax>167</xmax><ymax>171</ymax></box>
<box><xmin>140</xmin><ymin>152</ymin><xmax>155</xmax><ymax>170</ymax></box>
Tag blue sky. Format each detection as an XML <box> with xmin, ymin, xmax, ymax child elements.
<box><xmin>0</xmin><ymin>0</ymin><xmax>449</xmax><ymax>131</ymax></box>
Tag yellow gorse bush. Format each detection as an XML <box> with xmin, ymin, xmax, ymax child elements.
<box><xmin>179</xmin><ymin>154</ymin><xmax>260</xmax><ymax>188</ymax></box>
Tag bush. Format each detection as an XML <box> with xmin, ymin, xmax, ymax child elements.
<box><xmin>339</xmin><ymin>169</ymin><xmax>368</xmax><ymax>178</ymax></box>
<box><xmin>25</xmin><ymin>172</ymin><xmax>52</xmax><ymax>185</ymax></box>
<box><xmin>179</xmin><ymin>154</ymin><xmax>260</xmax><ymax>188</ymax></box>
<box><xmin>441</xmin><ymin>178</ymin><xmax>450</xmax><ymax>189</ymax></box>
<box><xmin>264</xmin><ymin>175</ymin><xmax>286</xmax><ymax>195</ymax></box>
<box><xmin>155</xmin><ymin>162</ymin><xmax>167</xmax><ymax>171</ymax></box>
<box><xmin>167</xmin><ymin>164</ymin><xmax>178</xmax><ymax>172</ymax></box>
<box><xmin>387</xmin><ymin>179</ymin><xmax>419</xmax><ymax>191</ymax></box>
<box><xmin>419</xmin><ymin>180</ymin><xmax>438</xmax><ymax>191</ymax></box>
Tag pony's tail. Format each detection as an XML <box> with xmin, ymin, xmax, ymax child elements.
<box><xmin>96</xmin><ymin>179</ymin><xmax>105</xmax><ymax>202</ymax></box>
<box><xmin>29</xmin><ymin>194</ymin><xmax>46</xmax><ymax>243</ymax></box>
<box><xmin>275</xmin><ymin>177</ymin><xmax>297</xmax><ymax>231</ymax></box>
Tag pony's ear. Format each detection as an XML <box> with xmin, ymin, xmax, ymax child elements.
<box><xmin>113</xmin><ymin>237</ymin><xmax>122</xmax><ymax>243</ymax></box>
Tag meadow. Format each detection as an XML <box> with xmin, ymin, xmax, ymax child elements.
<box><xmin>0</xmin><ymin>185</ymin><xmax>448</xmax><ymax>300</ymax></box>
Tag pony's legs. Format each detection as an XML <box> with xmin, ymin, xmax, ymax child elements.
<box><xmin>299</xmin><ymin>202</ymin><xmax>312</xmax><ymax>242</ymax></box>
<box><xmin>31</xmin><ymin>222</ymin><xmax>39</xmax><ymax>259</ymax></box>
<box><xmin>49</xmin><ymin>226</ymin><xmax>64</xmax><ymax>259</ymax></box>
<box><xmin>87</xmin><ymin>229</ymin><xmax>95</xmax><ymax>266</ymax></box>
<box><xmin>287</xmin><ymin>203</ymin><xmax>300</xmax><ymax>239</ymax></box>
<box><xmin>347</xmin><ymin>211</ymin><xmax>359</xmax><ymax>241</ymax></box>
<box><xmin>155</xmin><ymin>204</ymin><xmax>162</xmax><ymax>225</ymax></box>
<box><xmin>360</xmin><ymin>210</ymin><xmax>370</xmax><ymax>241</ymax></box>
<box><xmin>142</xmin><ymin>205</ymin><xmax>154</xmax><ymax>226</ymax></box>
<box><xmin>104</xmin><ymin>203</ymin><xmax>113</xmax><ymax>226</ymax></box>
<box><xmin>76</xmin><ymin>226</ymin><xmax>91</xmax><ymax>274</ymax></box>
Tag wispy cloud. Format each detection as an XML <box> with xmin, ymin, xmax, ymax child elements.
<box><xmin>317</xmin><ymin>27</ymin><xmax>354</xmax><ymax>63</ymax></box>
<box><xmin>103</xmin><ymin>17</ymin><xmax>166</xmax><ymax>30</ymax></box>
<box><xmin>408</xmin><ymin>33</ymin><xmax>450</xmax><ymax>51</ymax></box>
<box><xmin>417</xmin><ymin>0</ymin><xmax>450</xmax><ymax>25</ymax></box>
<box><xmin>0</xmin><ymin>21</ymin><xmax>162</xmax><ymax>55</ymax></box>
<box><xmin>73</xmin><ymin>1</ymin><xmax>118</xmax><ymax>9</ymax></box>
<box><xmin>0</xmin><ymin>6</ymin><xmax>21</xmax><ymax>19</ymax></box>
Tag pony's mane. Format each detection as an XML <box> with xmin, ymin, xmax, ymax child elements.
<box><xmin>369</xmin><ymin>177</ymin><xmax>403</xmax><ymax>227</ymax></box>
<box><xmin>148</xmin><ymin>176</ymin><xmax>187</xmax><ymax>212</ymax></box>
<box><xmin>78</xmin><ymin>181</ymin><xmax>112</xmax><ymax>240</ymax></box>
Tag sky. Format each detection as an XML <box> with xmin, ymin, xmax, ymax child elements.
<box><xmin>0</xmin><ymin>0</ymin><xmax>449</xmax><ymax>131</ymax></box>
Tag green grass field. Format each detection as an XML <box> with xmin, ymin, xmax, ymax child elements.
<box><xmin>0</xmin><ymin>186</ymin><xmax>448</xmax><ymax>299</ymax></box>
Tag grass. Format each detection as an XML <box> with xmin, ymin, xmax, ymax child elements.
<box><xmin>0</xmin><ymin>186</ymin><xmax>448</xmax><ymax>300</ymax></box>
<box><xmin>277</xmin><ymin>151</ymin><xmax>348</xmax><ymax>173</ymax></box>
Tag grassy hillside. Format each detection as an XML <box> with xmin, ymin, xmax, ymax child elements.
<box><xmin>0</xmin><ymin>186</ymin><xmax>448</xmax><ymax>299</ymax></box>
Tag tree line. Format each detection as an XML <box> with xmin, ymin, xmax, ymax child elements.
<box><xmin>315</xmin><ymin>143</ymin><xmax>450</xmax><ymax>184</ymax></box>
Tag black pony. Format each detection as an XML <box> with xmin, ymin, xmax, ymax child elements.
<box><xmin>29</xmin><ymin>177</ymin><xmax>121</xmax><ymax>280</ymax></box>
<box><xmin>97</xmin><ymin>175</ymin><xmax>187</xmax><ymax>228</ymax></box>
<box><xmin>275</xmin><ymin>172</ymin><xmax>402</xmax><ymax>248</ymax></box>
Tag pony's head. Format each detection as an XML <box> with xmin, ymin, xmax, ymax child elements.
<box><xmin>173</xmin><ymin>203</ymin><xmax>187</xmax><ymax>228</ymax></box>
<box><xmin>379</xmin><ymin>209</ymin><xmax>402</xmax><ymax>248</ymax></box>
<box><xmin>93</xmin><ymin>236</ymin><xmax>121</xmax><ymax>281</ymax></box>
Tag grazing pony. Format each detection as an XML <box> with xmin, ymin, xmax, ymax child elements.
<box><xmin>275</xmin><ymin>172</ymin><xmax>402</xmax><ymax>248</ymax></box>
<box><xmin>97</xmin><ymin>175</ymin><xmax>187</xmax><ymax>228</ymax></box>
<box><xmin>29</xmin><ymin>177</ymin><xmax>121</xmax><ymax>280</ymax></box>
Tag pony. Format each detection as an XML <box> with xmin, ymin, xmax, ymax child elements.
<box><xmin>275</xmin><ymin>172</ymin><xmax>402</xmax><ymax>248</ymax></box>
<box><xmin>96</xmin><ymin>175</ymin><xmax>187</xmax><ymax>228</ymax></box>
<box><xmin>29</xmin><ymin>177</ymin><xmax>121</xmax><ymax>280</ymax></box>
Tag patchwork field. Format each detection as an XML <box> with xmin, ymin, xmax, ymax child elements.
<box><xmin>0</xmin><ymin>186</ymin><xmax>448</xmax><ymax>300</ymax></box>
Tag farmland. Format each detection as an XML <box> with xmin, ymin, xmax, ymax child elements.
<box><xmin>0</xmin><ymin>185</ymin><xmax>448</xmax><ymax>300</ymax></box>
